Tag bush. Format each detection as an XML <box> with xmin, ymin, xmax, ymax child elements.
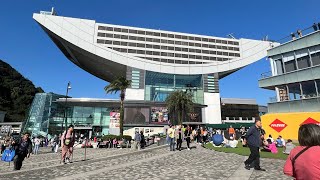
<box><xmin>101</xmin><ymin>135</ymin><xmax>132</xmax><ymax>141</ymax></box>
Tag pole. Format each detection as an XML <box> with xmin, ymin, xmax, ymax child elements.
<box><xmin>64</xmin><ymin>82</ymin><xmax>71</xmax><ymax>132</ymax></box>
<box><xmin>84</xmin><ymin>138</ymin><xmax>87</xmax><ymax>161</ymax></box>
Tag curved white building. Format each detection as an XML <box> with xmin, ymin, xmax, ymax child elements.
<box><xmin>33</xmin><ymin>9</ymin><xmax>271</xmax><ymax>125</ymax></box>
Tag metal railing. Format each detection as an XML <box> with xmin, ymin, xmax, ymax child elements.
<box><xmin>260</xmin><ymin>71</ymin><xmax>272</xmax><ymax>79</ymax></box>
<box><xmin>275</xmin><ymin>24</ymin><xmax>319</xmax><ymax>45</ymax></box>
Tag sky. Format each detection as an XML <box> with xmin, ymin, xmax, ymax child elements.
<box><xmin>0</xmin><ymin>0</ymin><xmax>319</xmax><ymax>105</ymax></box>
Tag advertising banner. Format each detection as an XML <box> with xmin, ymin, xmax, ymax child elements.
<box><xmin>109</xmin><ymin>112</ymin><xmax>120</xmax><ymax>135</ymax></box>
<box><xmin>150</xmin><ymin>107</ymin><xmax>169</xmax><ymax>124</ymax></box>
<box><xmin>262</xmin><ymin>112</ymin><xmax>320</xmax><ymax>140</ymax></box>
<box><xmin>124</xmin><ymin>108</ymin><xmax>150</xmax><ymax>124</ymax></box>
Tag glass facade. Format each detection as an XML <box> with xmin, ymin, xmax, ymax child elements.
<box><xmin>145</xmin><ymin>71</ymin><xmax>204</xmax><ymax>104</ymax></box>
<box><xmin>24</xmin><ymin>93</ymin><xmax>64</xmax><ymax>137</ymax></box>
<box><xmin>24</xmin><ymin>93</ymin><xmax>114</xmax><ymax>137</ymax></box>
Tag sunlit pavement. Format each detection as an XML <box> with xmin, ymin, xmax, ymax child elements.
<box><xmin>0</xmin><ymin>144</ymin><xmax>290</xmax><ymax>180</ymax></box>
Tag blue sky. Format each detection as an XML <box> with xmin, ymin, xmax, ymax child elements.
<box><xmin>0</xmin><ymin>0</ymin><xmax>319</xmax><ymax>105</ymax></box>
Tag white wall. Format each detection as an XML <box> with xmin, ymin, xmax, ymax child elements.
<box><xmin>124</xmin><ymin>127</ymin><xmax>165</xmax><ymax>138</ymax></box>
<box><xmin>203</xmin><ymin>93</ymin><xmax>222</xmax><ymax>124</ymax></box>
<box><xmin>125</xmin><ymin>88</ymin><xmax>145</xmax><ymax>100</ymax></box>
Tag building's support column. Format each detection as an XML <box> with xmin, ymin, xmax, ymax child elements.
<box><xmin>203</xmin><ymin>92</ymin><xmax>222</xmax><ymax>124</ymax></box>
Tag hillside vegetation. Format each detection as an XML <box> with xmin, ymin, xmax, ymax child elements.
<box><xmin>0</xmin><ymin>59</ymin><xmax>44</xmax><ymax>122</ymax></box>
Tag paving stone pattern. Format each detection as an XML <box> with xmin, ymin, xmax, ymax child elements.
<box><xmin>0</xmin><ymin>144</ymin><xmax>291</xmax><ymax>180</ymax></box>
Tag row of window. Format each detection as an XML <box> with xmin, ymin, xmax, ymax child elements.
<box><xmin>97</xmin><ymin>26</ymin><xmax>239</xmax><ymax>45</ymax></box>
<box><xmin>277</xmin><ymin>79</ymin><xmax>320</xmax><ymax>102</ymax></box>
<box><xmin>97</xmin><ymin>39</ymin><xmax>240</xmax><ymax>57</ymax></box>
<box><xmin>275</xmin><ymin>52</ymin><xmax>320</xmax><ymax>74</ymax></box>
<box><xmin>109</xmin><ymin>47</ymin><xmax>232</xmax><ymax>62</ymax></box>
<box><xmin>97</xmin><ymin>32</ymin><xmax>240</xmax><ymax>51</ymax></box>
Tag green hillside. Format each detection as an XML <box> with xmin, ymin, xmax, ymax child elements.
<box><xmin>0</xmin><ymin>59</ymin><xmax>44</xmax><ymax>122</ymax></box>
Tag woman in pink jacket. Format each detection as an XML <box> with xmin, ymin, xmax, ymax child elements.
<box><xmin>262</xmin><ymin>139</ymin><xmax>278</xmax><ymax>154</ymax></box>
<box><xmin>283</xmin><ymin>124</ymin><xmax>320</xmax><ymax>179</ymax></box>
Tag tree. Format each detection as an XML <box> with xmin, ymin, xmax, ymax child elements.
<box><xmin>166</xmin><ymin>90</ymin><xmax>194</xmax><ymax>125</ymax></box>
<box><xmin>104</xmin><ymin>76</ymin><xmax>131</xmax><ymax>136</ymax></box>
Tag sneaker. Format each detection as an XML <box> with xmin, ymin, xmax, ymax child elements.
<box><xmin>254</xmin><ymin>168</ymin><xmax>266</xmax><ymax>171</ymax></box>
<box><xmin>66</xmin><ymin>157</ymin><xmax>70</xmax><ymax>163</ymax></box>
<box><xmin>187</xmin><ymin>148</ymin><xmax>190</xmax><ymax>150</ymax></box>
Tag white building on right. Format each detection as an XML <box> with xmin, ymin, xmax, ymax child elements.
<box><xmin>259</xmin><ymin>24</ymin><xmax>320</xmax><ymax>140</ymax></box>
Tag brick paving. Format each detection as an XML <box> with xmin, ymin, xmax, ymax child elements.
<box><xmin>0</xmin><ymin>143</ymin><xmax>291</xmax><ymax>180</ymax></box>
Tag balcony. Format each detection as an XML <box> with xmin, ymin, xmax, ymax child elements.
<box><xmin>259</xmin><ymin>65</ymin><xmax>320</xmax><ymax>89</ymax></box>
<box><xmin>267</xmin><ymin>97</ymin><xmax>320</xmax><ymax>113</ymax></box>
<box><xmin>222</xmin><ymin>117</ymin><xmax>255</xmax><ymax>123</ymax></box>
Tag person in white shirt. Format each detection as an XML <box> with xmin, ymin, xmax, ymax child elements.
<box><xmin>33</xmin><ymin>137</ymin><xmax>41</xmax><ymax>155</ymax></box>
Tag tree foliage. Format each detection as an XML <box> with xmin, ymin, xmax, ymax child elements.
<box><xmin>165</xmin><ymin>90</ymin><xmax>194</xmax><ymax>125</ymax></box>
<box><xmin>0</xmin><ymin>59</ymin><xmax>44</xmax><ymax>122</ymax></box>
<box><xmin>104</xmin><ymin>76</ymin><xmax>131</xmax><ymax>136</ymax></box>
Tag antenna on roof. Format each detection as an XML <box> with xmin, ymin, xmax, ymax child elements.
<box><xmin>263</xmin><ymin>35</ymin><xmax>269</xmax><ymax>41</ymax></box>
<box><xmin>227</xmin><ymin>33</ymin><xmax>236</xmax><ymax>39</ymax></box>
<box><xmin>51</xmin><ymin>7</ymin><xmax>57</xmax><ymax>15</ymax></box>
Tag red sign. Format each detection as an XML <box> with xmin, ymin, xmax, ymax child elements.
<box><xmin>269</xmin><ymin>119</ymin><xmax>287</xmax><ymax>132</ymax></box>
<box><xmin>300</xmin><ymin>117</ymin><xmax>320</xmax><ymax>126</ymax></box>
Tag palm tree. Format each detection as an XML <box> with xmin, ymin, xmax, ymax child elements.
<box><xmin>165</xmin><ymin>90</ymin><xmax>194</xmax><ymax>125</ymax></box>
<box><xmin>104</xmin><ymin>76</ymin><xmax>131</xmax><ymax>136</ymax></box>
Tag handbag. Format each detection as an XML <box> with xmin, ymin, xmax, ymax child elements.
<box><xmin>1</xmin><ymin>148</ymin><xmax>15</xmax><ymax>162</ymax></box>
<box><xmin>291</xmin><ymin>146</ymin><xmax>312</xmax><ymax>178</ymax></box>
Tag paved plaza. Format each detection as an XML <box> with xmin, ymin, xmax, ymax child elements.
<box><xmin>0</xmin><ymin>144</ymin><xmax>290</xmax><ymax>180</ymax></box>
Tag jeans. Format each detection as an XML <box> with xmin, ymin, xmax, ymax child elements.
<box><xmin>169</xmin><ymin>137</ymin><xmax>175</xmax><ymax>151</ymax></box>
<box><xmin>244</xmin><ymin>145</ymin><xmax>260</xmax><ymax>169</ymax></box>
<box><xmin>34</xmin><ymin>144</ymin><xmax>40</xmax><ymax>155</ymax></box>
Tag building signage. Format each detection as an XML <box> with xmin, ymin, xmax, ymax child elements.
<box><xmin>300</xmin><ymin>117</ymin><xmax>320</xmax><ymax>126</ymax></box>
<box><xmin>269</xmin><ymin>119</ymin><xmax>287</xmax><ymax>132</ymax></box>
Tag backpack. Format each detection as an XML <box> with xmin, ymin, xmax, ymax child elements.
<box><xmin>1</xmin><ymin>149</ymin><xmax>15</xmax><ymax>162</ymax></box>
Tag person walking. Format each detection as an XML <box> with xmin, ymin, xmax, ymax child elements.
<box><xmin>133</xmin><ymin>131</ymin><xmax>141</xmax><ymax>150</ymax></box>
<box><xmin>61</xmin><ymin>125</ymin><xmax>75</xmax><ymax>164</ymax></box>
<box><xmin>140</xmin><ymin>131</ymin><xmax>145</xmax><ymax>149</ymax></box>
<box><xmin>176</xmin><ymin>128</ymin><xmax>183</xmax><ymax>151</ymax></box>
<box><xmin>167</xmin><ymin>125</ymin><xmax>175</xmax><ymax>151</ymax></box>
<box><xmin>244</xmin><ymin>119</ymin><xmax>266</xmax><ymax>171</ymax></box>
<box><xmin>12</xmin><ymin>132</ymin><xmax>32</xmax><ymax>170</ymax></box>
<box><xmin>283</xmin><ymin>124</ymin><xmax>320</xmax><ymax>179</ymax></box>
<box><xmin>33</xmin><ymin>136</ymin><xmax>40</xmax><ymax>155</ymax></box>
<box><xmin>54</xmin><ymin>135</ymin><xmax>60</xmax><ymax>153</ymax></box>
<box><xmin>185</xmin><ymin>125</ymin><xmax>192</xmax><ymax>150</ymax></box>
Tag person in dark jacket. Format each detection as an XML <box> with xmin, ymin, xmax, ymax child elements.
<box><xmin>244</xmin><ymin>119</ymin><xmax>266</xmax><ymax>171</ymax></box>
<box><xmin>12</xmin><ymin>132</ymin><xmax>32</xmax><ymax>170</ymax></box>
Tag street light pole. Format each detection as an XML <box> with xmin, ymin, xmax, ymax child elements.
<box><xmin>63</xmin><ymin>82</ymin><xmax>71</xmax><ymax>132</ymax></box>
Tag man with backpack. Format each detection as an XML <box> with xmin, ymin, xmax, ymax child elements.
<box><xmin>12</xmin><ymin>132</ymin><xmax>32</xmax><ymax>170</ymax></box>
<box><xmin>61</xmin><ymin>125</ymin><xmax>75</xmax><ymax>164</ymax></box>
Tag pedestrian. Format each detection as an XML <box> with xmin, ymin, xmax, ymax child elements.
<box><xmin>176</xmin><ymin>127</ymin><xmax>183</xmax><ymax>151</ymax></box>
<box><xmin>185</xmin><ymin>125</ymin><xmax>192</xmax><ymax>150</ymax></box>
<box><xmin>54</xmin><ymin>135</ymin><xmax>59</xmax><ymax>153</ymax></box>
<box><xmin>167</xmin><ymin>125</ymin><xmax>175</xmax><ymax>151</ymax></box>
<box><xmin>244</xmin><ymin>119</ymin><xmax>266</xmax><ymax>171</ymax></box>
<box><xmin>12</xmin><ymin>132</ymin><xmax>32</xmax><ymax>170</ymax></box>
<box><xmin>140</xmin><ymin>131</ymin><xmax>145</xmax><ymax>149</ymax></box>
<box><xmin>33</xmin><ymin>136</ymin><xmax>40</xmax><ymax>155</ymax></box>
<box><xmin>283</xmin><ymin>124</ymin><xmax>320</xmax><ymax>179</ymax></box>
<box><xmin>133</xmin><ymin>131</ymin><xmax>141</xmax><ymax>150</ymax></box>
<box><xmin>61</xmin><ymin>125</ymin><xmax>75</xmax><ymax>164</ymax></box>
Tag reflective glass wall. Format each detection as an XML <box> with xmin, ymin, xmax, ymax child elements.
<box><xmin>145</xmin><ymin>71</ymin><xmax>204</xmax><ymax>104</ymax></box>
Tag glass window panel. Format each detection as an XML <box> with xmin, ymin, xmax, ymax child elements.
<box><xmin>301</xmin><ymin>81</ymin><xmax>317</xmax><ymax>98</ymax></box>
<box><xmin>288</xmin><ymin>83</ymin><xmax>301</xmax><ymax>100</ymax></box>
<box><xmin>311</xmin><ymin>52</ymin><xmax>320</xmax><ymax>66</ymax></box>
<box><xmin>284</xmin><ymin>60</ymin><xmax>297</xmax><ymax>73</ymax></box>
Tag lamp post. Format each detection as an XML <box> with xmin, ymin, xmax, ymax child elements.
<box><xmin>63</xmin><ymin>82</ymin><xmax>72</xmax><ymax>132</ymax></box>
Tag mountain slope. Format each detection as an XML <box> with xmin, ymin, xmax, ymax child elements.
<box><xmin>0</xmin><ymin>59</ymin><xmax>44</xmax><ymax>122</ymax></box>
